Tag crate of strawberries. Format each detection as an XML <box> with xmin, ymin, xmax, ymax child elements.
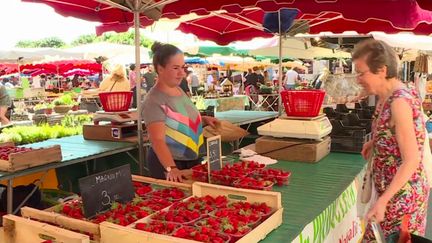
<box><xmin>0</xmin><ymin>143</ymin><xmax>62</xmax><ymax>172</ymax></box>
<box><xmin>99</xmin><ymin>182</ymin><xmax>283</xmax><ymax>243</ymax></box>
<box><xmin>21</xmin><ymin>177</ymin><xmax>191</xmax><ymax>242</ymax></box>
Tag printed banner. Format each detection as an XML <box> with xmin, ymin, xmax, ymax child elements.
<box><xmin>292</xmin><ymin>171</ymin><xmax>366</xmax><ymax>243</ymax></box>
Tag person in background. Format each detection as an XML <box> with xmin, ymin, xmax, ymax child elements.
<box><xmin>2</xmin><ymin>78</ymin><xmax>14</xmax><ymax>88</ymax></box>
<box><xmin>129</xmin><ymin>64</ymin><xmax>137</xmax><ymax>108</ymax></box>
<box><xmin>32</xmin><ymin>75</ymin><xmax>42</xmax><ymax>88</ymax></box>
<box><xmin>142</xmin><ymin>42</ymin><xmax>220</xmax><ymax>181</ymax></box>
<box><xmin>188</xmin><ymin>68</ymin><xmax>200</xmax><ymax>96</ymax></box>
<box><xmin>354</xmin><ymin>39</ymin><xmax>429</xmax><ymax>241</ymax></box>
<box><xmin>179</xmin><ymin>67</ymin><xmax>191</xmax><ymax>97</ymax></box>
<box><xmin>99</xmin><ymin>64</ymin><xmax>130</xmax><ymax>92</ymax></box>
<box><xmin>206</xmin><ymin>70</ymin><xmax>216</xmax><ymax>89</ymax></box>
<box><xmin>284</xmin><ymin>67</ymin><xmax>300</xmax><ymax>90</ymax></box>
<box><xmin>0</xmin><ymin>85</ymin><xmax>11</xmax><ymax>125</ymax></box>
<box><xmin>143</xmin><ymin>65</ymin><xmax>157</xmax><ymax>92</ymax></box>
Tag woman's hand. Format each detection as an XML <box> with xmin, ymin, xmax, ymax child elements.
<box><xmin>202</xmin><ymin>116</ymin><xmax>220</xmax><ymax>129</ymax></box>
<box><xmin>166</xmin><ymin>168</ymin><xmax>183</xmax><ymax>182</ymax></box>
<box><xmin>366</xmin><ymin>197</ymin><xmax>389</xmax><ymax>223</ymax></box>
<box><xmin>361</xmin><ymin>140</ymin><xmax>373</xmax><ymax>160</ymax></box>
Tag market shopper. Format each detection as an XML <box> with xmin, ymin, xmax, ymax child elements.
<box><xmin>142</xmin><ymin>42</ymin><xmax>220</xmax><ymax>182</ymax></box>
<box><xmin>354</xmin><ymin>39</ymin><xmax>430</xmax><ymax>241</ymax></box>
<box><xmin>99</xmin><ymin>64</ymin><xmax>130</xmax><ymax>92</ymax></box>
<box><xmin>0</xmin><ymin>85</ymin><xmax>11</xmax><ymax>126</ymax></box>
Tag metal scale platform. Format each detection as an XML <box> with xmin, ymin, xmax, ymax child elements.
<box><xmin>84</xmin><ymin>110</ymin><xmax>145</xmax><ymax>142</ymax></box>
<box><xmin>257</xmin><ymin>114</ymin><xmax>332</xmax><ymax>140</ymax></box>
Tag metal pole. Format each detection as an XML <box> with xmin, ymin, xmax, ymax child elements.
<box><xmin>134</xmin><ymin>8</ymin><xmax>145</xmax><ymax>175</ymax></box>
<box><xmin>7</xmin><ymin>179</ymin><xmax>13</xmax><ymax>214</ymax></box>
<box><xmin>278</xmin><ymin>11</ymin><xmax>283</xmax><ymax>116</ymax></box>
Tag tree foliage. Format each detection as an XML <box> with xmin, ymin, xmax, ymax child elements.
<box><xmin>15</xmin><ymin>37</ymin><xmax>66</xmax><ymax>48</ymax></box>
<box><xmin>71</xmin><ymin>31</ymin><xmax>153</xmax><ymax>47</ymax></box>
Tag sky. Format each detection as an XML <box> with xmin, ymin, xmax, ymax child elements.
<box><xmin>0</xmin><ymin>0</ymin><xmax>100</xmax><ymax>48</ymax></box>
<box><xmin>0</xmin><ymin>0</ymin><xmax>271</xmax><ymax>50</ymax></box>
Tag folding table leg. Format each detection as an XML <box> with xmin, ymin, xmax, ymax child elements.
<box><xmin>7</xmin><ymin>179</ymin><xmax>13</xmax><ymax>214</ymax></box>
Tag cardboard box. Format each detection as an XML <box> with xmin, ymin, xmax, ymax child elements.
<box><xmin>255</xmin><ymin>136</ymin><xmax>331</xmax><ymax>163</ymax></box>
<box><xmin>83</xmin><ymin>123</ymin><xmax>147</xmax><ymax>143</ymax></box>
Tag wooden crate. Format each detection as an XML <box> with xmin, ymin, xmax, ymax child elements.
<box><xmin>0</xmin><ymin>145</ymin><xmax>62</xmax><ymax>172</ymax></box>
<box><xmin>2</xmin><ymin>214</ymin><xmax>90</xmax><ymax>243</ymax></box>
<box><xmin>100</xmin><ymin>182</ymin><xmax>283</xmax><ymax>243</ymax></box>
<box><xmin>20</xmin><ymin>175</ymin><xmax>192</xmax><ymax>242</ymax></box>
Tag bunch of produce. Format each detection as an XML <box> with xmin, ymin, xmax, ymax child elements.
<box><xmin>0</xmin><ymin>146</ymin><xmax>33</xmax><ymax>160</ymax></box>
<box><xmin>192</xmin><ymin>161</ymin><xmax>291</xmax><ymax>190</ymax></box>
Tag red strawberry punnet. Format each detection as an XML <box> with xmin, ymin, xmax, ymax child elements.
<box><xmin>196</xmin><ymin>216</ymin><xmax>252</xmax><ymax>241</ymax></box>
<box><xmin>135</xmin><ymin>197</ymin><xmax>172</xmax><ymax>211</ymax></box>
<box><xmin>151</xmin><ymin>209</ymin><xmax>201</xmax><ymax>224</ymax></box>
<box><xmin>254</xmin><ymin>168</ymin><xmax>291</xmax><ymax>186</ymax></box>
<box><xmin>133</xmin><ymin>182</ymin><xmax>152</xmax><ymax>197</ymax></box>
<box><xmin>0</xmin><ymin>146</ymin><xmax>33</xmax><ymax>160</ymax></box>
<box><xmin>173</xmin><ymin>226</ymin><xmax>230</xmax><ymax>243</ymax></box>
<box><xmin>135</xmin><ymin>220</ymin><xmax>181</xmax><ymax>235</ymax></box>
<box><xmin>212</xmin><ymin>208</ymin><xmax>261</xmax><ymax>226</ymax></box>
<box><xmin>233</xmin><ymin>177</ymin><xmax>274</xmax><ymax>191</ymax></box>
<box><xmin>227</xmin><ymin>201</ymin><xmax>273</xmax><ymax>220</ymax></box>
<box><xmin>148</xmin><ymin>187</ymin><xmax>187</xmax><ymax>201</ymax></box>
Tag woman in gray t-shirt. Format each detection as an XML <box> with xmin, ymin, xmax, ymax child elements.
<box><xmin>142</xmin><ymin>42</ymin><xmax>219</xmax><ymax>181</ymax></box>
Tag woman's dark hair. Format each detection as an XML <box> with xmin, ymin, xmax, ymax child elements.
<box><xmin>151</xmin><ymin>42</ymin><xmax>182</xmax><ymax>73</ymax></box>
<box><xmin>129</xmin><ymin>64</ymin><xmax>135</xmax><ymax>71</ymax></box>
<box><xmin>352</xmin><ymin>39</ymin><xmax>399</xmax><ymax>79</ymax></box>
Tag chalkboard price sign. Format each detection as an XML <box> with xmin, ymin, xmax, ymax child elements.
<box><xmin>207</xmin><ymin>135</ymin><xmax>222</xmax><ymax>183</ymax></box>
<box><xmin>78</xmin><ymin>164</ymin><xmax>134</xmax><ymax>218</ymax></box>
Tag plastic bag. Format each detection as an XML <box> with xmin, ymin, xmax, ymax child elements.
<box><xmin>203</xmin><ymin>120</ymin><xmax>248</xmax><ymax>142</ymax></box>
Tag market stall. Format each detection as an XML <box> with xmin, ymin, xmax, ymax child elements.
<box><xmin>202</xmin><ymin>95</ymin><xmax>249</xmax><ymax>112</ymax></box>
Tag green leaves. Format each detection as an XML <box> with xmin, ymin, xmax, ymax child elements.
<box><xmin>0</xmin><ymin>115</ymin><xmax>91</xmax><ymax>145</ymax></box>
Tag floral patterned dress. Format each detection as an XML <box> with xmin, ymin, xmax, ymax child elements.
<box><xmin>363</xmin><ymin>88</ymin><xmax>430</xmax><ymax>242</ymax></box>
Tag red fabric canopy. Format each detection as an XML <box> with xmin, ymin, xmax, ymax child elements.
<box><xmin>177</xmin><ymin>9</ymin><xmax>274</xmax><ymax>46</ymax></box>
<box><xmin>23</xmin><ymin>0</ymin><xmax>432</xmax><ymax>35</ymax></box>
<box><xmin>177</xmin><ymin>8</ymin><xmax>432</xmax><ymax>45</ymax></box>
<box><xmin>19</xmin><ymin>60</ymin><xmax>102</xmax><ymax>75</ymax></box>
<box><xmin>22</xmin><ymin>0</ymin><xmax>271</xmax><ymax>35</ymax></box>
<box><xmin>255</xmin><ymin>0</ymin><xmax>432</xmax><ymax>29</ymax></box>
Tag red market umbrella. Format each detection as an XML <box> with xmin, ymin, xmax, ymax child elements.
<box><xmin>177</xmin><ymin>8</ymin><xmax>274</xmax><ymax>46</ymax></box>
<box><xmin>178</xmin><ymin>8</ymin><xmax>432</xmax><ymax>46</ymax></box>
<box><xmin>254</xmin><ymin>0</ymin><xmax>432</xmax><ymax>29</ymax></box>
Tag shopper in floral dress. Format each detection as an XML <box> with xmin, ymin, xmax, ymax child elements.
<box><xmin>353</xmin><ymin>39</ymin><xmax>430</xmax><ymax>242</ymax></box>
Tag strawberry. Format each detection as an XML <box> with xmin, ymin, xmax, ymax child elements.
<box><xmin>149</xmin><ymin>187</ymin><xmax>187</xmax><ymax>201</ymax></box>
<box><xmin>234</xmin><ymin>177</ymin><xmax>274</xmax><ymax>191</ymax></box>
<box><xmin>172</xmin><ymin>226</ymin><xmax>230</xmax><ymax>243</ymax></box>
<box><xmin>254</xmin><ymin>168</ymin><xmax>291</xmax><ymax>186</ymax></box>
<box><xmin>135</xmin><ymin>220</ymin><xmax>180</xmax><ymax>235</ymax></box>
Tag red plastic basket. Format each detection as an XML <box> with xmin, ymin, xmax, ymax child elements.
<box><xmin>99</xmin><ymin>91</ymin><xmax>132</xmax><ymax>112</ymax></box>
<box><xmin>280</xmin><ymin>90</ymin><xmax>325</xmax><ymax>117</ymax></box>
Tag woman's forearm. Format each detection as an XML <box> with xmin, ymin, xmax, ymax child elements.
<box><xmin>151</xmin><ymin>139</ymin><xmax>176</xmax><ymax>169</ymax></box>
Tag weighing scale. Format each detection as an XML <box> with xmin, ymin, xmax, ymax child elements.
<box><xmin>257</xmin><ymin>114</ymin><xmax>332</xmax><ymax>140</ymax></box>
<box><xmin>93</xmin><ymin>110</ymin><xmax>138</xmax><ymax>125</ymax></box>
<box><xmin>84</xmin><ymin>110</ymin><xmax>145</xmax><ymax>142</ymax></box>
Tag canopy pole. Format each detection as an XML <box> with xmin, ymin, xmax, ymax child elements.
<box><xmin>278</xmin><ymin>10</ymin><xmax>283</xmax><ymax>116</ymax></box>
<box><xmin>134</xmin><ymin>7</ymin><xmax>145</xmax><ymax>175</ymax></box>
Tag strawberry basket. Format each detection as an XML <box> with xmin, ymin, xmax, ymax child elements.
<box><xmin>233</xmin><ymin>177</ymin><xmax>274</xmax><ymax>191</ymax></box>
<box><xmin>280</xmin><ymin>90</ymin><xmax>325</xmax><ymax>117</ymax></box>
<box><xmin>99</xmin><ymin>91</ymin><xmax>132</xmax><ymax>112</ymax></box>
<box><xmin>172</xmin><ymin>225</ymin><xmax>231</xmax><ymax>243</ymax></box>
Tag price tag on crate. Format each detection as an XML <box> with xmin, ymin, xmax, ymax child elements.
<box><xmin>78</xmin><ymin>164</ymin><xmax>134</xmax><ymax>218</ymax></box>
<box><xmin>207</xmin><ymin>135</ymin><xmax>222</xmax><ymax>183</ymax></box>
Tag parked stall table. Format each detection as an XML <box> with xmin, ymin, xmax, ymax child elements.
<box><xmin>0</xmin><ymin>135</ymin><xmax>137</xmax><ymax>214</ymax></box>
